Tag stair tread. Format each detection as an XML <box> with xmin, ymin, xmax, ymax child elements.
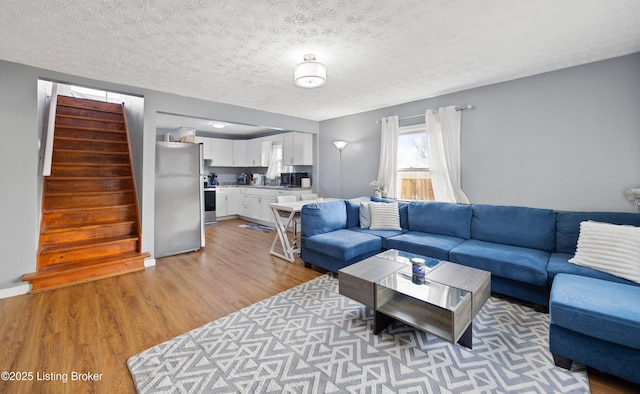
<box><xmin>55</xmin><ymin>136</ymin><xmax>128</xmax><ymax>143</ymax></box>
<box><xmin>45</xmin><ymin>190</ymin><xmax>133</xmax><ymax>196</ymax></box>
<box><xmin>46</xmin><ymin>176</ymin><xmax>132</xmax><ymax>181</ymax></box>
<box><xmin>55</xmin><ymin>148</ymin><xmax>129</xmax><ymax>155</ymax></box>
<box><xmin>55</xmin><ymin>124</ymin><xmax>126</xmax><ymax>134</ymax></box>
<box><xmin>24</xmin><ymin>252</ymin><xmax>150</xmax><ymax>280</ymax></box>
<box><xmin>42</xmin><ymin>220</ymin><xmax>136</xmax><ymax>233</ymax></box>
<box><xmin>53</xmin><ymin>162</ymin><xmax>130</xmax><ymax>167</ymax></box>
<box><xmin>56</xmin><ymin>114</ymin><xmax>124</xmax><ymax>124</ymax></box>
<box><xmin>42</xmin><ymin>203</ymin><xmax>136</xmax><ymax>214</ymax></box>
<box><xmin>40</xmin><ymin>235</ymin><xmax>139</xmax><ymax>254</ymax></box>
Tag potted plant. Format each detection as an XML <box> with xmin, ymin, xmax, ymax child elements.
<box><xmin>370</xmin><ymin>180</ymin><xmax>384</xmax><ymax>198</ymax></box>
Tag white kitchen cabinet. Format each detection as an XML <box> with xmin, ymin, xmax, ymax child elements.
<box><xmin>227</xmin><ymin>187</ymin><xmax>240</xmax><ymax>215</ymax></box>
<box><xmin>210</xmin><ymin>138</ymin><xmax>233</xmax><ymax>166</ymax></box>
<box><xmin>195</xmin><ymin>136</ymin><xmax>213</xmax><ymax>160</ymax></box>
<box><xmin>246</xmin><ymin>138</ymin><xmax>263</xmax><ymax>167</ymax></box>
<box><xmin>282</xmin><ymin>132</ymin><xmax>313</xmax><ymax>166</ymax></box>
<box><xmin>232</xmin><ymin>140</ymin><xmax>247</xmax><ymax>167</ymax></box>
<box><xmin>216</xmin><ymin>187</ymin><xmax>228</xmax><ymax>217</ymax></box>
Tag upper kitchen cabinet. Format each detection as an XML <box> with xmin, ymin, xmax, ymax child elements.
<box><xmin>282</xmin><ymin>132</ymin><xmax>313</xmax><ymax>166</ymax></box>
<box><xmin>195</xmin><ymin>136</ymin><xmax>213</xmax><ymax>160</ymax></box>
<box><xmin>232</xmin><ymin>140</ymin><xmax>247</xmax><ymax>167</ymax></box>
<box><xmin>246</xmin><ymin>137</ymin><xmax>262</xmax><ymax>167</ymax></box>
<box><xmin>210</xmin><ymin>138</ymin><xmax>233</xmax><ymax>166</ymax></box>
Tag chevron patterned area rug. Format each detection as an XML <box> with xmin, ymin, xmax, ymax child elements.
<box><xmin>127</xmin><ymin>274</ymin><xmax>589</xmax><ymax>393</ymax></box>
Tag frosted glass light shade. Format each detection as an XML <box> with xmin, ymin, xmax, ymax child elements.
<box><xmin>294</xmin><ymin>54</ymin><xmax>327</xmax><ymax>88</ymax></box>
<box><xmin>333</xmin><ymin>140</ymin><xmax>348</xmax><ymax>150</ymax></box>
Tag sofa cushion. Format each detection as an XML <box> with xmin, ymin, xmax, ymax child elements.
<box><xmin>449</xmin><ymin>239</ymin><xmax>549</xmax><ymax>286</ymax></box>
<box><xmin>569</xmin><ymin>221</ymin><xmax>640</xmax><ymax>283</ymax></box>
<box><xmin>350</xmin><ymin>227</ymin><xmax>405</xmax><ymax>249</ymax></box>
<box><xmin>386</xmin><ymin>231</ymin><xmax>466</xmax><ymax>261</ymax></box>
<box><xmin>555</xmin><ymin>211</ymin><xmax>640</xmax><ymax>254</ymax></box>
<box><xmin>471</xmin><ymin>204</ymin><xmax>556</xmax><ymax>252</ymax></box>
<box><xmin>408</xmin><ymin>201</ymin><xmax>472</xmax><ymax>239</ymax></box>
<box><xmin>304</xmin><ymin>229</ymin><xmax>382</xmax><ymax>261</ymax></box>
<box><xmin>371</xmin><ymin>196</ymin><xmax>409</xmax><ymax>229</ymax></box>
<box><xmin>346</xmin><ymin>197</ymin><xmax>371</xmax><ymax>228</ymax></box>
<box><xmin>547</xmin><ymin>253</ymin><xmax>640</xmax><ymax>286</ymax></box>
<box><xmin>550</xmin><ymin>274</ymin><xmax>640</xmax><ymax>350</ymax></box>
<box><xmin>301</xmin><ymin>200</ymin><xmax>347</xmax><ymax>237</ymax></box>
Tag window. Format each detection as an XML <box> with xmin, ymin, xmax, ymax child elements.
<box><xmin>397</xmin><ymin>125</ymin><xmax>434</xmax><ymax>201</ymax></box>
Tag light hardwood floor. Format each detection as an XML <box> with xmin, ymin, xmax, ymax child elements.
<box><xmin>0</xmin><ymin>219</ymin><xmax>637</xmax><ymax>393</ymax></box>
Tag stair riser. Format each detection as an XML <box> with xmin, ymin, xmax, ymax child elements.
<box><xmin>44</xmin><ymin>192</ymin><xmax>135</xmax><ymax>209</ymax></box>
<box><xmin>51</xmin><ymin>164</ymin><xmax>131</xmax><ymax>177</ymax></box>
<box><xmin>39</xmin><ymin>239</ymin><xmax>138</xmax><ymax>268</ymax></box>
<box><xmin>29</xmin><ymin>258</ymin><xmax>145</xmax><ymax>292</ymax></box>
<box><xmin>56</xmin><ymin>117</ymin><xmax>125</xmax><ymax>131</ymax></box>
<box><xmin>52</xmin><ymin>151</ymin><xmax>129</xmax><ymax>165</ymax></box>
<box><xmin>55</xmin><ymin>128</ymin><xmax>127</xmax><ymax>142</ymax></box>
<box><xmin>54</xmin><ymin>138</ymin><xmax>128</xmax><ymax>152</ymax></box>
<box><xmin>42</xmin><ymin>206</ymin><xmax>137</xmax><ymax>227</ymax></box>
<box><xmin>56</xmin><ymin>105</ymin><xmax>124</xmax><ymax>122</ymax></box>
<box><xmin>40</xmin><ymin>223</ymin><xmax>136</xmax><ymax>245</ymax></box>
<box><xmin>57</xmin><ymin>96</ymin><xmax>123</xmax><ymax>114</ymax></box>
<box><xmin>45</xmin><ymin>178</ymin><xmax>133</xmax><ymax>193</ymax></box>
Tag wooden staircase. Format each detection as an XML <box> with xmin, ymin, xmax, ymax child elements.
<box><xmin>23</xmin><ymin>95</ymin><xmax>149</xmax><ymax>292</ymax></box>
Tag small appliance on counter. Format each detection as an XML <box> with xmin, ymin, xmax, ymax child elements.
<box><xmin>252</xmin><ymin>173</ymin><xmax>264</xmax><ymax>185</ymax></box>
<box><xmin>281</xmin><ymin>172</ymin><xmax>308</xmax><ymax>187</ymax></box>
<box><xmin>237</xmin><ymin>172</ymin><xmax>252</xmax><ymax>185</ymax></box>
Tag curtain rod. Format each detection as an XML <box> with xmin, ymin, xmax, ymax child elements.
<box><xmin>376</xmin><ymin>105</ymin><xmax>474</xmax><ymax>124</ymax></box>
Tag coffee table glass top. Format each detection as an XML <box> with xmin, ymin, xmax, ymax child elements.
<box><xmin>376</xmin><ymin>249</ymin><xmax>442</xmax><ymax>270</ymax></box>
<box><xmin>377</xmin><ymin>268</ymin><xmax>471</xmax><ymax>311</ymax></box>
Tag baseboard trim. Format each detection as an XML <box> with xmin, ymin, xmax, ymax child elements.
<box><xmin>0</xmin><ymin>283</ymin><xmax>32</xmax><ymax>299</ymax></box>
<box><xmin>144</xmin><ymin>258</ymin><xmax>156</xmax><ymax>268</ymax></box>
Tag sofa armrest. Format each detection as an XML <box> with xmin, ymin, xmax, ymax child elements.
<box><xmin>301</xmin><ymin>200</ymin><xmax>347</xmax><ymax>237</ymax></box>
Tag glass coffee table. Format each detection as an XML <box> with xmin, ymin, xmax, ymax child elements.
<box><xmin>338</xmin><ymin>249</ymin><xmax>490</xmax><ymax>348</ymax></box>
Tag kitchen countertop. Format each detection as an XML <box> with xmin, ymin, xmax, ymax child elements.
<box><xmin>213</xmin><ymin>184</ymin><xmax>311</xmax><ymax>190</ymax></box>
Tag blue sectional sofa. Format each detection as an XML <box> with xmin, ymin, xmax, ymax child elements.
<box><xmin>300</xmin><ymin>197</ymin><xmax>640</xmax><ymax>383</ymax></box>
<box><xmin>301</xmin><ymin>197</ymin><xmax>640</xmax><ymax>306</ymax></box>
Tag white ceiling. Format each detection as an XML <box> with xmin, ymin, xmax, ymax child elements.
<box><xmin>1</xmin><ymin>1</ymin><xmax>639</xmax><ymax>122</ymax></box>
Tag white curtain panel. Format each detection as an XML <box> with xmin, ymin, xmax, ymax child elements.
<box><xmin>425</xmin><ymin>106</ymin><xmax>470</xmax><ymax>204</ymax></box>
<box><xmin>377</xmin><ymin>116</ymin><xmax>399</xmax><ymax>198</ymax></box>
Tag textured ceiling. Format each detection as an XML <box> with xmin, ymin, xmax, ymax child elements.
<box><xmin>1</xmin><ymin>0</ymin><xmax>639</xmax><ymax>121</ymax></box>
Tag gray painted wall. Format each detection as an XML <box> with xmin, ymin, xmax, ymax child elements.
<box><xmin>318</xmin><ymin>53</ymin><xmax>640</xmax><ymax>213</ymax></box>
<box><xmin>0</xmin><ymin>59</ymin><xmax>318</xmax><ymax>291</ymax></box>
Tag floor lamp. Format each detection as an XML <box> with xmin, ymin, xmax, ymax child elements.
<box><xmin>333</xmin><ymin>140</ymin><xmax>348</xmax><ymax>198</ymax></box>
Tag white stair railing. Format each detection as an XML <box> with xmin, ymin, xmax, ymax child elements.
<box><xmin>42</xmin><ymin>83</ymin><xmax>59</xmax><ymax>176</ymax></box>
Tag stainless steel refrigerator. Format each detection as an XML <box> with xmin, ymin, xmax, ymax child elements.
<box><xmin>154</xmin><ymin>141</ymin><xmax>205</xmax><ymax>258</ymax></box>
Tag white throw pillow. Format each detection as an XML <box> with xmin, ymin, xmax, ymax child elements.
<box><xmin>369</xmin><ymin>202</ymin><xmax>402</xmax><ymax>231</ymax></box>
<box><xmin>359</xmin><ymin>202</ymin><xmax>372</xmax><ymax>229</ymax></box>
<box><xmin>569</xmin><ymin>221</ymin><xmax>640</xmax><ymax>284</ymax></box>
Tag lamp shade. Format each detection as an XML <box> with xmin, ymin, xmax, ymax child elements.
<box><xmin>333</xmin><ymin>140</ymin><xmax>348</xmax><ymax>150</ymax></box>
<box><xmin>294</xmin><ymin>54</ymin><xmax>326</xmax><ymax>88</ymax></box>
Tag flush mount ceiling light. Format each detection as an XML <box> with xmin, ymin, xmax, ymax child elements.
<box><xmin>294</xmin><ymin>54</ymin><xmax>327</xmax><ymax>88</ymax></box>
<box><xmin>211</xmin><ymin>122</ymin><xmax>226</xmax><ymax>128</ymax></box>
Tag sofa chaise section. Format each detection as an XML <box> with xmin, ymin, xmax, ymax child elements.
<box><xmin>301</xmin><ymin>200</ymin><xmax>383</xmax><ymax>273</ymax></box>
<box><xmin>549</xmin><ymin>274</ymin><xmax>640</xmax><ymax>385</ymax></box>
